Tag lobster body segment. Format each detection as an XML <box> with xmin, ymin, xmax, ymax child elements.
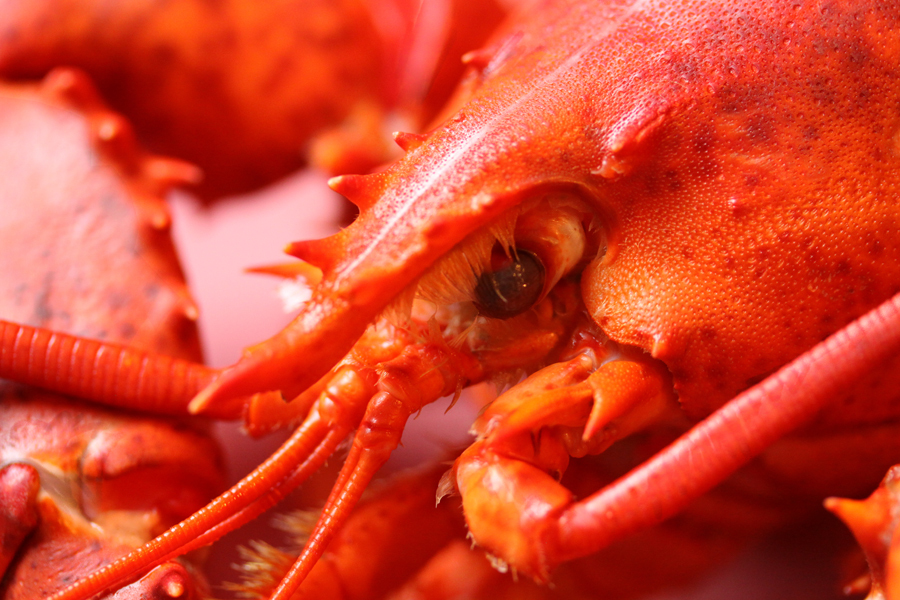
<box><xmin>0</xmin><ymin>0</ymin><xmax>509</xmax><ymax>197</ymax></box>
<box><xmin>575</xmin><ymin>0</ymin><xmax>900</xmax><ymax>421</ymax></box>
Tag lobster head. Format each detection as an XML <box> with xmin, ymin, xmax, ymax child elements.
<box><xmin>196</xmin><ymin>0</ymin><xmax>900</xmax><ymax>427</ymax></box>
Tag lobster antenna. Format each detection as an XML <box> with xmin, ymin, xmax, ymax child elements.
<box><xmin>0</xmin><ymin>321</ymin><xmax>225</xmax><ymax>417</ymax></box>
<box><xmin>266</xmin><ymin>397</ymin><xmax>398</xmax><ymax>600</ymax></box>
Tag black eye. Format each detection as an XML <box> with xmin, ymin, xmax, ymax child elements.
<box><xmin>473</xmin><ymin>250</ymin><xmax>545</xmax><ymax>319</ymax></box>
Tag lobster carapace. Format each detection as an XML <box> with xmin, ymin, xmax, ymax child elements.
<box><xmin>2</xmin><ymin>0</ymin><xmax>900</xmax><ymax>598</ymax></box>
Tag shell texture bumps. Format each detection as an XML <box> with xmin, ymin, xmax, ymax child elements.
<box><xmin>216</xmin><ymin>0</ymin><xmax>900</xmax><ymax>586</ymax></box>
<box><xmin>0</xmin><ymin>70</ymin><xmax>202</xmax><ymax>358</ymax></box>
<box><xmin>0</xmin><ymin>0</ymin><xmax>383</xmax><ymax>198</ymax></box>
<box><xmin>172</xmin><ymin>0</ymin><xmax>900</xmax><ymax>594</ymax></box>
<box><xmin>0</xmin><ymin>0</ymin><xmax>507</xmax><ymax>198</ymax></box>
<box><xmin>572</xmin><ymin>0</ymin><xmax>900</xmax><ymax>423</ymax></box>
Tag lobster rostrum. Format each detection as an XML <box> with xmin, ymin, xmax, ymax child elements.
<box><xmin>2</xmin><ymin>0</ymin><xmax>900</xmax><ymax>597</ymax></box>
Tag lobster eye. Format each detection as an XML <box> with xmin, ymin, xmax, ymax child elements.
<box><xmin>474</xmin><ymin>250</ymin><xmax>545</xmax><ymax>319</ymax></box>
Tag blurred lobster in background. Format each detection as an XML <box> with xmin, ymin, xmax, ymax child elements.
<box><xmin>1</xmin><ymin>0</ymin><xmax>900</xmax><ymax>599</ymax></box>
<box><xmin>0</xmin><ymin>71</ymin><xmax>225</xmax><ymax>598</ymax></box>
<box><xmin>0</xmin><ymin>0</ymin><xmax>506</xmax><ymax>197</ymax></box>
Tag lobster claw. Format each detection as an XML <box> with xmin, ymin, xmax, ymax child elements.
<box><xmin>453</xmin><ymin>346</ymin><xmax>681</xmax><ymax>580</ymax></box>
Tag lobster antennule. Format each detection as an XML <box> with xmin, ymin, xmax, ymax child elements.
<box><xmin>263</xmin><ymin>323</ymin><xmax>485</xmax><ymax>598</ymax></box>
<box><xmin>266</xmin><ymin>431</ymin><xmax>384</xmax><ymax>600</ymax></box>
<box><xmin>48</xmin><ymin>390</ymin><xmax>356</xmax><ymax>600</ymax></box>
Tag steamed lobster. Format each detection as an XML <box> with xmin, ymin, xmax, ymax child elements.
<box><xmin>1</xmin><ymin>0</ymin><xmax>900</xmax><ymax>598</ymax></box>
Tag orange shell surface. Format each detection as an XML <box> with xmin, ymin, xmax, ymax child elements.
<box><xmin>263</xmin><ymin>0</ymin><xmax>900</xmax><ymax>426</ymax></box>
<box><xmin>0</xmin><ymin>0</ymin><xmax>383</xmax><ymax>198</ymax></box>
<box><xmin>0</xmin><ymin>71</ymin><xmax>201</xmax><ymax>359</ymax></box>
<box><xmin>575</xmin><ymin>0</ymin><xmax>900</xmax><ymax>421</ymax></box>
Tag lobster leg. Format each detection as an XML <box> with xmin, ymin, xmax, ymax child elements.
<box><xmin>46</xmin><ymin>325</ymin><xmax>484</xmax><ymax>600</ymax></box>
<box><xmin>226</xmin><ymin>465</ymin><xmax>469</xmax><ymax>599</ymax></box>
<box><xmin>265</xmin><ymin>339</ymin><xmax>483</xmax><ymax>600</ymax></box>
<box><xmin>455</xmin><ymin>291</ymin><xmax>900</xmax><ymax>582</ymax></box>
<box><xmin>44</xmin><ymin>384</ymin><xmax>360</xmax><ymax>600</ymax></box>
<box><xmin>454</xmin><ymin>345</ymin><xmax>680</xmax><ymax>579</ymax></box>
